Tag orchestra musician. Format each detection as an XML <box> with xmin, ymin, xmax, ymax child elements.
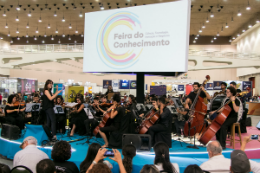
<box><xmin>68</xmin><ymin>95</ymin><xmax>87</xmax><ymax>136</ymax></box>
<box><xmin>42</xmin><ymin>79</ymin><xmax>62</xmax><ymax>141</ymax></box>
<box><xmin>213</xmin><ymin>82</ymin><xmax>227</xmax><ymax>97</ymax></box>
<box><xmin>4</xmin><ymin>94</ymin><xmax>26</xmax><ymax>134</ymax></box>
<box><xmin>55</xmin><ymin>95</ymin><xmax>66</xmax><ymax>134</ymax></box>
<box><xmin>125</xmin><ymin>95</ymin><xmax>137</xmax><ymax>113</ymax></box>
<box><xmin>209</xmin><ymin>87</ymin><xmax>240</xmax><ymax>149</ymax></box>
<box><xmin>105</xmin><ymin>85</ymin><xmax>114</xmax><ymax>97</ymax></box>
<box><xmin>98</xmin><ymin>94</ymin><xmax>124</xmax><ymax>148</ymax></box>
<box><xmin>32</xmin><ymin>94</ymin><xmax>41</xmax><ymax>103</ymax></box>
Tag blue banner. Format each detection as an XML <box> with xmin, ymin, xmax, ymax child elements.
<box><xmin>213</xmin><ymin>81</ymin><xmax>222</xmax><ymax>90</ymax></box>
<box><xmin>150</xmin><ymin>85</ymin><xmax>166</xmax><ymax>96</ymax></box>
<box><xmin>242</xmin><ymin>81</ymin><xmax>252</xmax><ymax>91</ymax></box>
<box><xmin>206</xmin><ymin>83</ymin><xmax>213</xmax><ymax>90</ymax></box>
<box><xmin>130</xmin><ymin>80</ymin><xmax>137</xmax><ymax>89</ymax></box>
<box><xmin>119</xmin><ymin>80</ymin><xmax>130</xmax><ymax>89</ymax></box>
<box><xmin>103</xmin><ymin>80</ymin><xmax>112</xmax><ymax>89</ymax></box>
<box><xmin>178</xmin><ymin>85</ymin><xmax>184</xmax><ymax>91</ymax></box>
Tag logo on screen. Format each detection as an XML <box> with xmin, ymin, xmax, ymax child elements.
<box><xmin>97</xmin><ymin>12</ymin><xmax>142</xmax><ymax>69</ymax></box>
<box><xmin>122</xmin><ymin>83</ymin><xmax>128</xmax><ymax>87</ymax></box>
<box><xmin>131</xmin><ymin>82</ymin><xmax>136</xmax><ymax>87</ymax></box>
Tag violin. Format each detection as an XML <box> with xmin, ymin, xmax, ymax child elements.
<box><xmin>13</xmin><ymin>101</ymin><xmax>26</xmax><ymax>107</ymax></box>
<box><xmin>99</xmin><ymin>102</ymin><xmax>113</xmax><ymax>107</ymax></box>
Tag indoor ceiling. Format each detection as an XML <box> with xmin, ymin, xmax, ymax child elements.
<box><xmin>0</xmin><ymin>0</ymin><xmax>260</xmax><ymax>38</ymax></box>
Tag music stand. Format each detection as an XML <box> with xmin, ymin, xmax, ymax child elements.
<box><xmin>25</xmin><ymin>103</ymin><xmax>41</xmax><ymax>112</ymax></box>
<box><xmin>84</xmin><ymin>108</ymin><xmax>94</xmax><ymax>119</ymax></box>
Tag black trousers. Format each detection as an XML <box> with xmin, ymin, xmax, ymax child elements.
<box><xmin>147</xmin><ymin>124</ymin><xmax>168</xmax><ymax>145</ymax></box>
<box><xmin>5</xmin><ymin>115</ymin><xmax>24</xmax><ymax>132</ymax></box>
<box><xmin>56</xmin><ymin>114</ymin><xmax>66</xmax><ymax>134</ymax></box>
<box><xmin>216</xmin><ymin>117</ymin><xmax>237</xmax><ymax>148</ymax></box>
<box><xmin>84</xmin><ymin>119</ymin><xmax>99</xmax><ymax>135</ymax></box>
<box><xmin>175</xmin><ymin>120</ymin><xmax>185</xmax><ymax>135</ymax></box>
<box><xmin>45</xmin><ymin>108</ymin><xmax>56</xmax><ymax>136</ymax></box>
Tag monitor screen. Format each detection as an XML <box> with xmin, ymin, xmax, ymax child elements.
<box><xmin>83</xmin><ymin>0</ymin><xmax>190</xmax><ymax>72</ymax></box>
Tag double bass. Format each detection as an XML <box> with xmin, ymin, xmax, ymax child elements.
<box><xmin>137</xmin><ymin>107</ymin><xmax>160</xmax><ymax>134</ymax></box>
<box><xmin>183</xmin><ymin>75</ymin><xmax>210</xmax><ymax>136</ymax></box>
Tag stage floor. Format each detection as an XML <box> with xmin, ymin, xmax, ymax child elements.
<box><xmin>0</xmin><ymin>126</ymin><xmax>259</xmax><ymax>173</ymax></box>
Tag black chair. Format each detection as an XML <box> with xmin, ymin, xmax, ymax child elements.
<box><xmin>0</xmin><ymin>163</ymin><xmax>10</xmax><ymax>173</ymax></box>
<box><xmin>154</xmin><ymin>114</ymin><xmax>173</xmax><ymax>148</ymax></box>
<box><xmin>10</xmin><ymin>166</ymin><xmax>33</xmax><ymax>173</ymax></box>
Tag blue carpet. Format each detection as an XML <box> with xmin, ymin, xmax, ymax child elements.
<box><xmin>0</xmin><ymin>125</ymin><xmax>259</xmax><ymax>173</ymax></box>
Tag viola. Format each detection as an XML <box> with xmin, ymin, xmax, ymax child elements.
<box><xmin>183</xmin><ymin>75</ymin><xmax>210</xmax><ymax>137</ymax></box>
<box><xmin>137</xmin><ymin>107</ymin><xmax>160</xmax><ymax>134</ymax></box>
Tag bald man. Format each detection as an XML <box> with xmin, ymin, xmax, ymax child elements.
<box><xmin>200</xmin><ymin>141</ymin><xmax>230</xmax><ymax>173</ymax></box>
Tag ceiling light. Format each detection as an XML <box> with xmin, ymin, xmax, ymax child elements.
<box><xmin>100</xmin><ymin>6</ymin><xmax>104</xmax><ymax>10</ymax></box>
<box><xmin>42</xmin><ymin>40</ymin><xmax>45</xmax><ymax>43</ymax></box>
<box><xmin>44</xmin><ymin>33</ymin><xmax>47</xmax><ymax>37</ymax></box>
<box><xmin>256</xmin><ymin>19</ymin><xmax>260</xmax><ymax>23</ymax></box>
<box><xmin>10</xmin><ymin>40</ymin><xmax>13</xmax><ymax>43</ymax></box>
<box><xmin>202</xmin><ymin>24</ymin><xmax>205</xmax><ymax>29</ymax></box>
<box><xmin>195</xmin><ymin>37</ymin><xmax>198</xmax><ymax>40</ymax></box>
<box><xmin>79</xmin><ymin>12</ymin><xmax>83</xmax><ymax>17</ymax></box>
<box><xmin>214</xmin><ymin>36</ymin><xmax>217</xmax><ymax>40</ymax></box>
<box><xmin>211</xmin><ymin>40</ymin><xmax>213</xmax><ymax>43</ymax></box>
<box><xmin>62</xmin><ymin>34</ymin><xmax>65</xmax><ymax>37</ymax></box>
<box><xmin>3</xmin><ymin>11</ymin><xmax>6</xmax><ymax>17</ymax></box>
<box><xmin>216</xmin><ymin>32</ymin><xmax>220</xmax><ymax>36</ymax></box>
<box><xmin>54</xmin><ymin>11</ymin><xmax>57</xmax><ymax>17</ymax></box>
<box><xmin>34</xmin><ymin>36</ymin><xmax>37</xmax><ymax>40</ymax></box>
<box><xmin>26</xmin><ymin>34</ymin><xmax>29</xmax><ymax>37</ymax></box>
<box><xmin>38</xmin><ymin>17</ymin><xmax>42</xmax><ymax>22</ymax></box>
<box><xmin>7</xmin><ymin>32</ymin><xmax>10</xmax><ymax>37</ymax></box>
<box><xmin>28</xmin><ymin>11</ymin><xmax>31</xmax><ymax>17</ymax></box>
<box><xmin>246</xmin><ymin>1</ymin><xmax>251</xmax><ymax>10</ymax></box>
<box><xmin>197</xmin><ymin>34</ymin><xmax>200</xmax><ymax>37</ymax></box>
<box><xmin>232</xmin><ymin>37</ymin><xmax>236</xmax><ymax>39</ymax></box>
<box><xmin>231</xmin><ymin>17</ymin><xmax>234</xmax><ymax>22</ymax></box>
<box><xmin>55</xmin><ymin>29</ymin><xmax>58</xmax><ymax>33</ymax></box>
<box><xmin>206</xmin><ymin>17</ymin><xmax>209</xmax><ymax>23</ymax></box>
<box><xmin>237</xmin><ymin>33</ymin><xmax>240</xmax><ymax>36</ymax></box>
<box><xmin>17</xmin><ymin>37</ymin><xmax>20</xmax><ymax>40</ymax></box>
<box><xmin>47</xmin><ymin>24</ymin><xmax>51</xmax><ymax>29</ymax></box>
<box><xmin>16</xmin><ymin>5</ymin><xmax>20</xmax><ymax>11</ymax></box>
<box><xmin>58</xmin><ymin>39</ymin><xmax>61</xmax><ymax>44</ymax></box>
<box><xmin>51</xmin><ymin>36</ymin><xmax>54</xmax><ymax>40</ymax></box>
<box><xmin>248</xmin><ymin>24</ymin><xmax>252</xmax><ymax>28</ymax></box>
<box><xmin>193</xmin><ymin>40</ymin><xmax>196</xmax><ymax>43</ymax></box>
<box><xmin>5</xmin><ymin>23</ymin><xmax>8</xmax><ymax>28</ymax></box>
<box><xmin>229</xmin><ymin>39</ymin><xmax>232</xmax><ymax>42</ymax></box>
<box><xmin>26</xmin><ymin>40</ymin><xmax>29</xmax><ymax>43</ymax></box>
<box><xmin>68</xmin><ymin>37</ymin><xmax>71</xmax><ymax>40</ymax></box>
<box><xmin>74</xmin><ymin>40</ymin><xmax>77</xmax><ymax>43</ymax></box>
<box><xmin>81</xmin><ymin>33</ymin><xmax>84</xmax><ymax>37</ymax></box>
<box><xmin>199</xmin><ymin>28</ymin><xmax>202</xmax><ymax>33</ymax></box>
<box><xmin>221</xmin><ymin>26</ymin><xmax>223</xmax><ymax>32</ymax></box>
<box><xmin>16</xmin><ymin>16</ymin><xmax>19</xmax><ymax>21</ymax></box>
<box><xmin>210</xmin><ymin>12</ymin><xmax>214</xmax><ymax>18</ymax></box>
<box><xmin>242</xmin><ymin>29</ymin><xmax>246</xmax><ymax>32</ymax></box>
<box><xmin>75</xmin><ymin>29</ymin><xmax>78</xmax><ymax>33</ymax></box>
<box><xmin>62</xmin><ymin>16</ymin><xmax>65</xmax><ymax>22</ymax></box>
<box><xmin>16</xmin><ymin>29</ymin><xmax>19</xmax><ymax>34</ymax></box>
<box><xmin>237</xmin><ymin>10</ymin><xmax>241</xmax><ymax>16</ymax></box>
<box><xmin>69</xmin><ymin>23</ymin><xmax>72</xmax><ymax>29</ymax></box>
<box><xmin>225</xmin><ymin>23</ymin><xmax>229</xmax><ymax>28</ymax></box>
<box><xmin>26</xmin><ymin>23</ymin><xmax>29</xmax><ymax>28</ymax></box>
<box><xmin>36</xmin><ymin>28</ymin><xmax>39</xmax><ymax>33</ymax></box>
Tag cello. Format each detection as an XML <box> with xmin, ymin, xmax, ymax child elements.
<box><xmin>183</xmin><ymin>75</ymin><xmax>210</xmax><ymax>137</ymax></box>
<box><xmin>199</xmin><ymin>98</ymin><xmax>232</xmax><ymax>145</ymax></box>
<box><xmin>137</xmin><ymin>107</ymin><xmax>160</xmax><ymax>134</ymax></box>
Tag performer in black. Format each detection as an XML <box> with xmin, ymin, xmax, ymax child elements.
<box><xmin>105</xmin><ymin>85</ymin><xmax>114</xmax><ymax>97</ymax></box>
<box><xmin>209</xmin><ymin>87</ymin><xmax>240</xmax><ymax>149</ymax></box>
<box><xmin>147</xmin><ymin>96</ymin><xmax>172</xmax><ymax>146</ymax></box>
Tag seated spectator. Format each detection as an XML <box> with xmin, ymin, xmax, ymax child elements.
<box><xmin>88</xmin><ymin>163</ymin><xmax>111</xmax><ymax>173</ymax></box>
<box><xmin>153</xmin><ymin>142</ymin><xmax>179</xmax><ymax>173</ymax></box>
<box><xmin>86</xmin><ymin>148</ymin><xmax>126</xmax><ymax>173</ymax></box>
<box><xmin>122</xmin><ymin>144</ymin><xmax>136</xmax><ymax>173</ymax></box>
<box><xmin>80</xmin><ymin>143</ymin><xmax>112</xmax><ymax>172</ymax></box>
<box><xmin>13</xmin><ymin>136</ymin><xmax>49</xmax><ymax>173</ymax></box>
<box><xmin>230</xmin><ymin>150</ymin><xmax>251</xmax><ymax>173</ymax></box>
<box><xmin>200</xmin><ymin>141</ymin><xmax>230</xmax><ymax>172</ymax></box>
<box><xmin>0</xmin><ymin>162</ymin><xmax>11</xmax><ymax>173</ymax></box>
<box><xmin>184</xmin><ymin>165</ymin><xmax>203</xmax><ymax>173</ymax></box>
<box><xmin>36</xmin><ymin>159</ymin><xmax>56</xmax><ymax>173</ymax></box>
<box><xmin>51</xmin><ymin>141</ymin><xmax>79</xmax><ymax>173</ymax></box>
<box><xmin>140</xmin><ymin>165</ymin><xmax>160</xmax><ymax>173</ymax></box>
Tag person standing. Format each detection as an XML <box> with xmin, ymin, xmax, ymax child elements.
<box><xmin>42</xmin><ymin>79</ymin><xmax>62</xmax><ymax>141</ymax></box>
<box><xmin>0</xmin><ymin>93</ymin><xmax>2</xmax><ymax>105</ymax></box>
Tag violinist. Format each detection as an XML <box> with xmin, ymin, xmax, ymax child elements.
<box><xmin>55</xmin><ymin>95</ymin><xmax>66</xmax><ymax>134</ymax></box>
<box><xmin>213</xmin><ymin>82</ymin><xmax>227</xmax><ymax>97</ymax></box>
<box><xmin>4</xmin><ymin>94</ymin><xmax>25</xmax><ymax>133</ymax></box>
<box><xmin>125</xmin><ymin>95</ymin><xmax>136</xmax><ymax>113</ymax></box>
<box><xmin>209</xmin><ymin>87</ymin><xmax>240</xmax><ymax>149</ymax></box>
<box><xmin>185</xmin><ymin>82</ymin><xmax>211</xmax><ymax>110</ymax></box>
<box><xmin>32</xmin><ymin>94</ymin><xmax>41</xmax><ymax>103</ymax></box>
<box><xmin>98</xmin><ymin>94</ymin><xmax>125</xmax><ymax>148</ymax></box>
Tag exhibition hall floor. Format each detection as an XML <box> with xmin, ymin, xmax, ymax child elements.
<box><xmin>0</xmin><ymin>126</ymin><xmax>259</xmax><ymax>173</ymax></box>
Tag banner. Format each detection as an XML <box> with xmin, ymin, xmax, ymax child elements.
<box><xmin>242</xmin><ymin>81</ymin><xmax>252</xmax><ymax>91</ymax></box>
<box><xmin>17</xmin><ymin>78</ymin><xmax>38</xmax><ymax>95</ymax></box>
<box><xmin>213</xmin><ymin>81</ymin><xmax>222</xmax><ymax>90</ymax></box>
<box><xmin>119</xmin><ymin>80</ymin><xmax>130</xmax><ymax>89</ymax></box>
<box><xmin>178</xmin><ymin>85</ymin><xmax>184</xmax><ymax>91</ymax></box>
<box><xmin>130</xmin><ymin>80</ymin><xmax>137</xmax><ymax>89</ymax></box>
<box><xmin>112</xmin><ymin>80</ymin><xmax>119</xmax><ymax>92</ymax></box>
<box><xmin>206</xmin><ymin>83</ymin><xmax>213</xmax><ymax>90</ymax></box>
<box><xmin>103</xmin><ymin>80</ymin><xmax>112</xmax><ymax>89</ymax></box>
<box><xmin>53</xmin><ymin>83</ymin><xmax>64</xmax><ymax>96</ymax></box>
<box><xmin>150</xmin><ymin>85</ymin><xmax>166</xmax><ymax>96</ymax></box>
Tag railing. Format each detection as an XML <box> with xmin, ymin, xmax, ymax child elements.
<box><xmin>188</xmin><ymin>49</ymin><xmax>260</xmax><ymax>60</ymax></box>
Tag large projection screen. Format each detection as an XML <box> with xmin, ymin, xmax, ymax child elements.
<box><xmin>83</xmin><ymin>0</ymin><xmax>191</xmax><ymax>72</ymax></box>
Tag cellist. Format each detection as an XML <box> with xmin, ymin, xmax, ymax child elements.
<box><xmin>209</xmin><ymin>87</ymin><xmax>240</xmax><ymax>149</ymax></box>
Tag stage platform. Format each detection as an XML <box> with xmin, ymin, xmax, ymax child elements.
<box><xmin>0</xmin><ymin>125</ymin><xmax>259</xmax><ymax>173</ymax></box>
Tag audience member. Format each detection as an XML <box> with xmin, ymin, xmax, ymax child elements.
<box><xmin>230</xmin><ymin>150</ymin><xmax>251</xmax><ymax>173</ymax></box>
<box><xmin>153</xmin><ymin>142</ymin><xmax>179</xmax><ymax>173</ymax></box>
<box><xmin>88</xmin><ymin>163</ymin><xmax>111</xmax><ymax>173</ymax></box>
<box><xmin>140</xmin><ymin>165</ymin><xmax>160</xmax><ymax>173</ymax></box>
<box><xmin>13</xmin><ymin>136</ymin><xmax>49</xmax><ymax>173</ymax></box>
<box><xmin>36</xmin><ymin>159</ymin><xmax>56</xmax><ymax>173</ymax></box>
<box><xmin>200</xmin><ymin>141</ymin><xmax>230</xmax><ymax>172</ymax></box>
<box><xmin>51</xmin><ymin>141</ymin><xmax>79</xmax><ymax>173</ymax></box>
<box><xmin>80</xmin><ymin>143</ymin><xmax>112</xmax><ymax>172</ymax></box>
<box><xmin>122</xmin><ymin>144</ymin><xmax>136</xmax><ymax>173</ymax></box>
<box><xmin>86</xmin><ymin>148</ymin><xmax>126</xmax><ymax>173</ymax></box>
<box><xmin>184</xmin><ymin>165</ymin><xmax>203</xmax><ymax>173</ymax></box>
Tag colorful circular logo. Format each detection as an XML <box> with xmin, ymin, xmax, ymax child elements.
<box><xmin>97</xmin><ymin>12</ymin><xmax>142</xmax><ymax>69</ymax></box>
<box><xmin>131</xmin><ymin>82</ymin><xmax>136</xmax><ymax>88</ymax></box>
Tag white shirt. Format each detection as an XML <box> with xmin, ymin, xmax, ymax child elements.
<box><xmin>249</xmin><ymin>160</ymin><xmax>260</xmax><ymax>173</ymax></box>
<box><xmin>13</xmin><ymin>145</ymin><xmax>49</xmax><ymax>173</ymax></box>
<box><xmin>200</xmin><ymin>155</ymin><xmax>230</xmax><ymax>173</ymax></box>
<box><xmin>155</xmin><ymin>163</ymin><xmax>180</xmax><ymax>173</ymax></box>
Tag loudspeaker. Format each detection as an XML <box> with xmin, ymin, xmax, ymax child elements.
<box><xmin>122</xmin><ymin>134</ymin><xmax>151</xmax><ymax>151</ymax></box>
<box><xmin>1</xmin><ymin>124</ymin><xmax>20</xmax><ymax>140</ymax></box>
<box><xmin>256</xmin><ymin>121</ymin><xmax>260</xmax><ymax>130</ymax></box>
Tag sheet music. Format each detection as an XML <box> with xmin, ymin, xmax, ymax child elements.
<box><xmin>84</xmin><ymin>108</ymin><xmax>94</xmax><ymax>119</ymax></box>
<box><xmin>65</xmin><ymin>102</ymin><xmax>78</xmax><ymax>108</ymax></box>
<box><xmin>54</xmin><ymin>105</ymin><xmax>65</xmax><ymax>114</ymax></box>
<box><xmin>25</xmin><ymin>103</ymin><xmax>41</xmax><ymax>112</ymax></box>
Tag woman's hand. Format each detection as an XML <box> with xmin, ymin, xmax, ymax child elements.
<box><xmin>109</xmin><ymin>149</ymin><xmax>123</xmax><ymax>163</ymax></box>
<box><xmin>139</xmin><ymin>113</ymin><xmax>144</xmax><ymax>117</ymax></box>
<box><xmin>94</xmin><ymin>148</ymin><xmax>107</xmax><ymax>163</ymax></box>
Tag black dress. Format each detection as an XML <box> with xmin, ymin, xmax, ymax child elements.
<box><xmin>4</xmin><ymin>105</ymin><xmax>24</xmax><ymax>132</ymax></box>
<box><xmin>70</xmin><ymin>104</ymin><xmax>87</xmax><ymax>135</ymax></box>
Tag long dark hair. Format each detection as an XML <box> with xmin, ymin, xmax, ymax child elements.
<box><xmin>7</xmin><ymin>94</ymin><xmax>16</xmax><ymax>104</ymax></box>
<box><xmin>154</xmin><ymin>142</ymin><xmax>177</xmax><ymax>173</ymax></box>
<box><xmin>129</xmin><ymin>95</ymin><xmax>136</xmax><ymax>104</ymax></box>
<box><xmin>122</xmin><ymin>144</ymin><xmax>136</xmax><ymax>173</ymax></box>
<box><xmin>44</xmin><ymin>79</ymin><xmax>53</xmax><ymax>92</ymax></box>
<box><xmin>80</xmin><ymin>143</ymin><xmax>102</xmax><ymax>172</ymax></box>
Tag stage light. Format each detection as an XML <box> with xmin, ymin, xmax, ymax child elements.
<box><xmin>38</xmin><ymin>17</ymin><xmax>42</xmax><ymax>22</ymax></box>
<box><xmin>47</xmin><ymin>24</ymin><xmax>51</xmax><ymax>29</ymax></box>
<box><xmin>225</xmin><ymin>23</ymin><xmax>229</xmax><ymax>28</ymax></box>
<box><xmin>79</xmin><ymin>12</ymin><xmax>83</xmax><ymax>17</ymax></box>
<box><xmin>62</xmin><ymin>16</ymin><xmax>65</xmax><ymax>22</ymax></box>
<box><xmin>5</xmin><ymin>23</ymin><xmax>8</xmax><ymax>28</ymax></box>
<box><xmin>237</xmin><ymin>10</ymin><xmax>241</xmax><ymax>16</ymax></box>
<box><xmin>54</xmin><ymin>11</ymin><xmax>57</xmax><ymax>17</ymax></box>
<box><xmin>210</xmin><ymin>12</ymin><xmax>214</xmax><ymax>18</ymax></box>
<box><xmin>16</xmin><ymin>16</ymin><xmax>19</xmax><ymax>21</ymax></box>
<box><xmin>28</xmin><ymin>11</ymin><xmax>31</xmax><ymax>17</ymax></box>
<box><xmin>3</xmin><ymin>11</ymin><xmax>6</xmax><ymax>17</ymax></box>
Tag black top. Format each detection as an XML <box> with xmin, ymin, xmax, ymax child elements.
<box><xmin>126</xmin><ymin>103</ymin><xmax>137</xmax><ymax>112</ymax></box>
<box><xmin>76</xmin><ymin>103</ymin><xmax>87</xmax><ymax>118</ymax></box>
<box><xmin>225</xmin><ymin>99</ymin><xmax>240</xmax><ymax>119</ymax></box>
<box><xmin>42</xmin><ymin>90</ymin><xmax>54</xmax><ymax>110</ymax></box>
<box><xmin>5</xmin><ymin>105</ymin><xmax>19</xmax><ymax>117</ymax></box>
<box><xmin>54</xmin><ymin>161</ymin><xmax>79</xmax><ymax>173</ymax></box>
<box><xmin>158</xmin><ymin>107</ymin><xmax>171</xmax><ymax>127</ymax></box>
<box><xmin>112</xmin><ymin>106</ymin><xmax>125</xmax><ymax>128</ymax></box>
<box><xmin>188</xmin><ymin>91</ymin><xmax>206</xmax><ymax>103</ymax></box>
